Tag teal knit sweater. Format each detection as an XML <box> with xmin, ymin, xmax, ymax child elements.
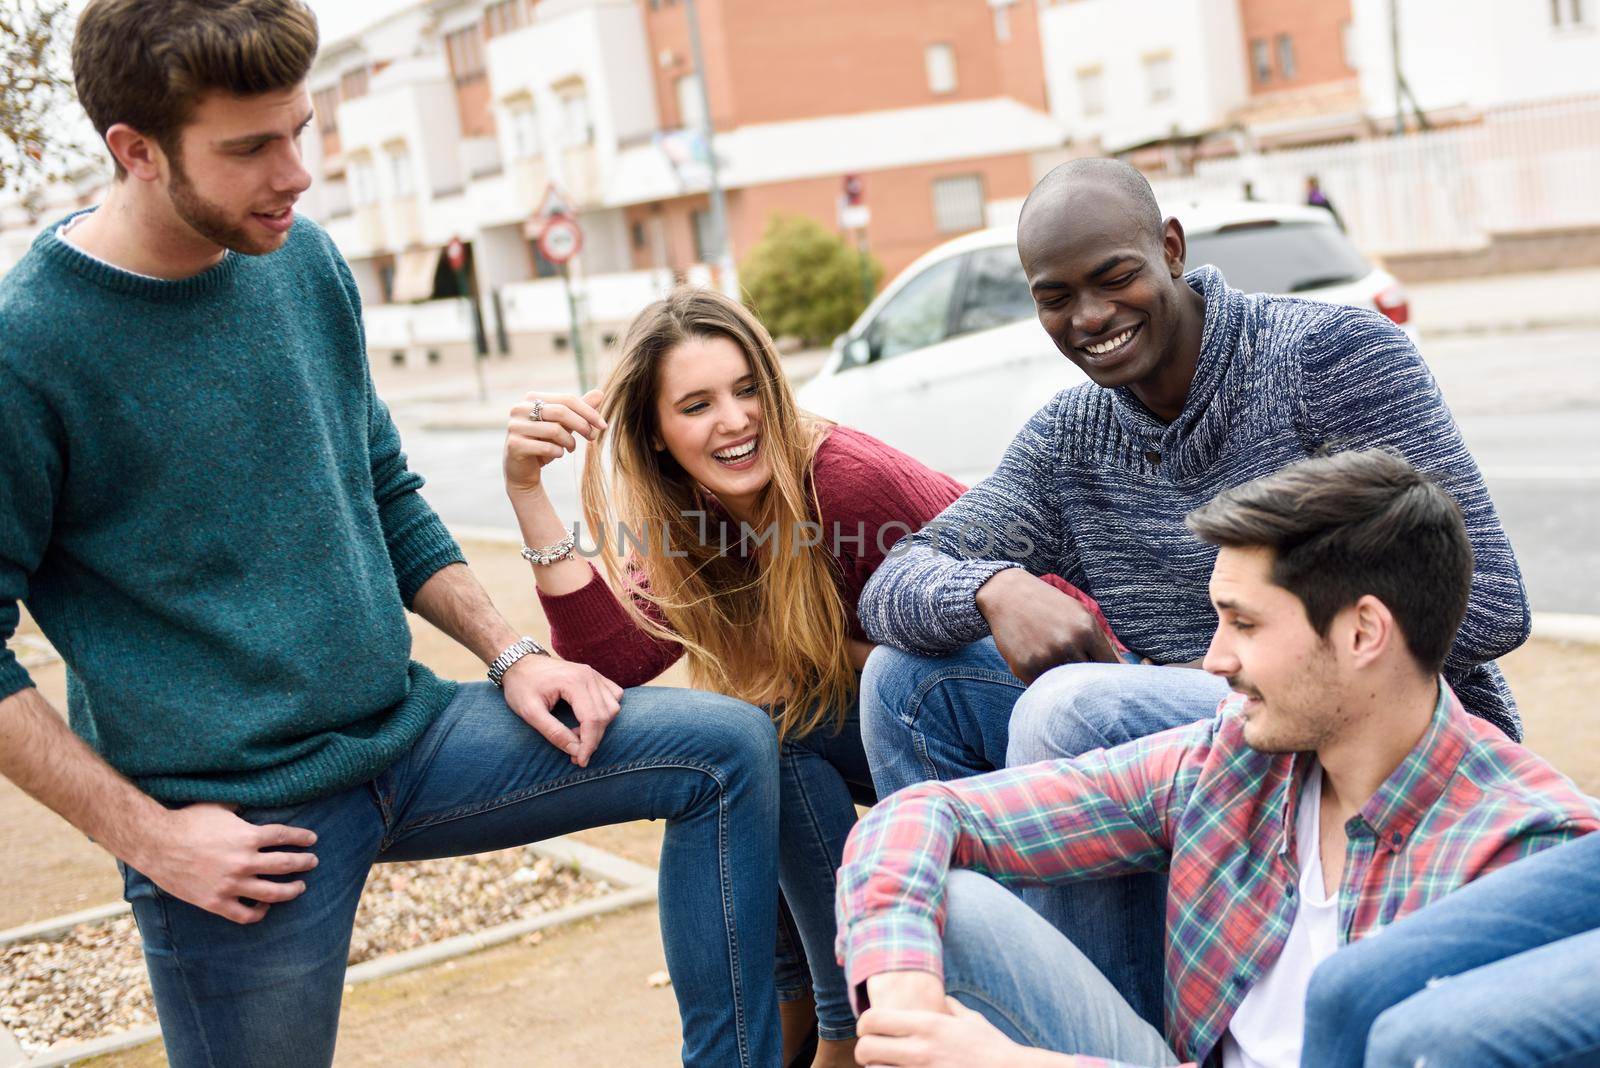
<box><xmin>0</xmin><ymin>214</ymin><xmax>463</xmax><ymax>806</ymax></box>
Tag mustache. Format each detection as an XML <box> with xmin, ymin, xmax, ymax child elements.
<box><xmin>1227</xmin><ymin>677</ymin><xmax>1263</xmax><ymax>701</ymax></box>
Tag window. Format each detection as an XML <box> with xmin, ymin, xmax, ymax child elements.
<box><xmin>484</xmin><ymin>0</ymin><xmax>531</xmax><ymax>38</ymax></box>
<box><xmin>953</xmin><ymin>246</ymin><xmax>1034</xmax><ymax>335</ymax></box>
<box><xmin>692</xmin><ymin>209</ymin><xmax>717</xmax><ymax>263</ymax></box>
<box><xmin>675</xmin><ymin>72</ymin><xmax>707</xmax><ymax>131</ymax></box>
<box><xmin>313</xmin><ymin>86</ymin><xmax>341</xmax><ymax>136</ymax></box>
<box><xmin>931</xmin><ymin>174</ymin><xmax>984</xmax><ymax>234</ymax></box>
<box><xmin>631</xmin><ymin>221</ymin><xmax>648</xmax><ymax>250</ymax></box>
<box><xmin>349</xmin><ymin>156</ymin><xmax>378</xmax><ymax>206</ymax></box>
<box><xmin>340</xmin><ymin>66</ymin><xmax>369</xmax><ymax>101</ymax></box>
<box><xmin>1077</xmin><ymin>66</ymin><xmax>1104</xmax><ymax>117</ymax></box>
<box><xmin>446</xmin><ymin>25</ymin><xmax>487</xmax><ymax>84</ymax></box>
<box><xmin>864</xmin><ymin>256</ymin><xmax>962</xmax><ymax>361</ymax></box>
<box><xmin>1251</xmin><ymin>38</ymin><xmax>1272</xmax><ymax>83</ymax></box>
<box><xmin>992</xmin><ymin>0</ymin><xmax>1013</xmax><ymax>42</ymax></box>
<box><xmin>925</xmin><ymin>43</ymin><xmax>958</xmax><ymax>95</ymax></box>
<box><xmin>385</xmin><ymin>145</ymin><xmax>413</xmax><ymax>197</ymax></box>
<box><xmin>1276</xmin><ymin>35</ymin><xmax>1297</xmax><ymax>80</ymax></box>
<box><xmin>558</xmin><ymin>88</ymin><xmax>594</xmax><ymax>146</ymax></box>
<box><xmin>1184</xmin><ymin>221</ymin><xmax>1370</xmax><ymax>296</ymax></box>
<box><xmin>1143</xmin><ymin>53</ymin><xmax>1173</xmax><ymax>104</ymax></box>
<box><xmin>509</xmin><ymin>104</ymin><xmax>541</xmax><ymax>158</ymax></box>
<box><xmin>1341</xmin><ymin>21</ymin><xmax>1358</xmax><ymax>70</ymax></box>
<box><xmin>1552</xmin><ymin>0</ymin><xmax>1590</xmax><ymax>25</ymax></box>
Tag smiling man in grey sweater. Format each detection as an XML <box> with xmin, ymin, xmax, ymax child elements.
<box><xmin>853</xmin><ymin>158</ymin><xmax>1528</xmax><ymax>1028</ymax></box>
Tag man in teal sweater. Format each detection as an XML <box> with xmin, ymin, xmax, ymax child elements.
<box><xmin>0</xmin><ymin>3</ymin><xmax>781</xmax><ymax>1065</ymax></box>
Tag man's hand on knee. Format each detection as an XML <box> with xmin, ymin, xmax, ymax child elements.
<box><xmin>976</xmin><ymin>569</ymin><xmax>1118</xmax><ymax>684</ymax></box>
<box><xmin>136</xmin><ymin>803</ymin><xmax>318</xmax><ymax>924</ymax></box>
<box><xmin>501</xmin><ymin>656</ymin><xmax>624</xmax><ymax>767</ymax></box>
<box><xmin>858</xmin><ymin>990</ymin><xmax>1071</xmax><ymax>1067</ymax></box>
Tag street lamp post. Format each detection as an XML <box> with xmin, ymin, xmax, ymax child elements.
<box><xmin>683</xmin><ymin>0</ymin><xmax>739</xmax><ymax>299</ymax></box>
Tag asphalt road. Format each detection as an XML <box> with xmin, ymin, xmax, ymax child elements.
<box><xmin>395</xmin><ymin>326</ymin><xmax>1600</xmax><ymax>616</ymax></box>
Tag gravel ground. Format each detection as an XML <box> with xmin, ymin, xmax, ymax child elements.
<box><xmin>1</xmin><ymin>849</ymin><xmax>607</xmax><ymax>1054</ymax></box>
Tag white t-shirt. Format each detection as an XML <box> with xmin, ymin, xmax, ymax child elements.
<box><xmin>1220</xmin><ymin>766</ymin><xmax>1342</xmax><ymax>1068</ymax></box>
<box><xmin>56</xmin><ymin>210</ymin><xmax>225</xmax><ymax>280</ymax></box>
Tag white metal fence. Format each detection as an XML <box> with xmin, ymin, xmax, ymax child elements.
<box><xmin>1148</xmin><ymin>94</ymin><xmax>1600</xmax><ymax>257</ymax></box>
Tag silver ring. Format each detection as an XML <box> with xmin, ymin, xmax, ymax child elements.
<box><xmin>528</xmin><ymin>399</ymin><xmax>545</xmax><ymax>422</ymax></box>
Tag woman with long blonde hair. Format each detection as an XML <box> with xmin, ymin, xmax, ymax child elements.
<box><xmin>501</xmin><ymin>287</ymin><xmax>1113</xmax><ymax>1066</ymax></box>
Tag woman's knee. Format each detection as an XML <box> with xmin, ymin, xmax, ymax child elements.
<box><xmin>691</xmin><ymin>693</ymin><xmax>779</xmax><ymax>778</ymax></box>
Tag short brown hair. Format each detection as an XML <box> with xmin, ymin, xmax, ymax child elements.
<box><xmin>73</xmin><ymin>0</ymin><xmax>319</xmax><ymax>177</ymax></box>
<box><xmin>1185</xmin><ymin>449</ymin><xmax>1473</xmax><ymax>674</ymax></box>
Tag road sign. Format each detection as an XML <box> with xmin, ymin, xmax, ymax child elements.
<box><xmin>538</xmin><ymin>214</ymin><xmax>583</xmax><ymax>265</ymax></box>
<box><xmin>535</xmin><ymin>183</ymin><xmax>572</xmax><ymax>223</ymax></box>
<box><xmin>446</xmin><ymin>236</ymin><xmax>467</xmax><ymax>272</ymax></box>
<box><xmin>839</xmin><ymin>173</ymin><xmax>870</xmax><ymax>230</ymax></box>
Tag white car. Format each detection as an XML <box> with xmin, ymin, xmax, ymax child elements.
<box><xmin>796</xmin><ymin>202</ymin><xmax>1413</xmax><ymax>486</ymax></box>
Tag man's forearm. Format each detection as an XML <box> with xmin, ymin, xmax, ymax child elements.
<box><xmin>858</xmin><ymin>545</ymin><xmax>1012</xmax><ymax>655</ymax></box>
<box><xmin>410</xmin><ymin>562</ymin><xmax>522</xmax><ymax>665</ymax></box>
<box><xmin>0</xmin><ymin>687</ymin><xmax>167</xmax><ymax>866</ymax></box>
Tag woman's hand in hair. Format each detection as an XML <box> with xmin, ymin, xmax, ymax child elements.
<box><xmin>503</xmin><ymin>389</ymin><xmax>607</xmax><ymax>496</ymax></box>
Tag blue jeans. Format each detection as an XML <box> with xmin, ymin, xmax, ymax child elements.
<box><xmin>937</xmin><ymin>871</ymin><xmax>1180</xmax><ymax>1064</ymax></box>
<box><xmin>859</xmin><ymin>638</ymin><xmax>1229</xmax><ymax>1028</ymax></box>
<box><xmin>773</xmin><ymin>703</ymin><xmax>876</xmax><ymax>1041</ymax></box>
<box><xmin>1303</xmin><ymin>831</ymin><xmax>1600</xmax><ymax>1068</ymax></box>
<box><xmin>121</xmin><ymin>682</ymin><xmax>782</xmax><ymax>1068</ymax></box>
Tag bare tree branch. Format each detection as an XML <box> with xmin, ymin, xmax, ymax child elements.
<box><xmin>0</xmin><ymin>0</ymin><xmax>92</xmax><ymax>199</ymax></box>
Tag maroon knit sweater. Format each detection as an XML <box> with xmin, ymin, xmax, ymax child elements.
<box><xmin>538</xmin><ymin>426</ymin><xmax>1113</xmax><ymax>687</ymax></box>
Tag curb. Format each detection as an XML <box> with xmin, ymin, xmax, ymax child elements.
<box><xmin>1418</xmin><ymin>316</ymin><xmax>1600</xmax><ymax>340</ymax></box>
<box><xmin>0</xmin><ymin>903</ymin><xmax>133</xmax><ymax>948</ymax></box>
<box><xmin>1531</xmin><ymin>613</ymin><xmax>1600</xmax><ymax>647</ymax></box>
<box><xmin>5</xmin><ymin>836</ymin><xmax>659</xmax><ymax>1068</ymax></box>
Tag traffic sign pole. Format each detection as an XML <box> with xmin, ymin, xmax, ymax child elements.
<box><xmin>536</xmin><ymin>213</ymin><xmax>589</xmax><ymax>393</ymax></box>
<box><xmin>840</xmin><ymin>174</ymin><xmax>874</xmax><ymax>308</ymax></box>
<box><xmin>448</xmin><ymin>236</ymin><xmax>490</xmax><ymax>403</ymax></box>
<box><xmin>560</xmin><ymin>264</ymin><xmax>589</xmax><ymax>393</ymax></box>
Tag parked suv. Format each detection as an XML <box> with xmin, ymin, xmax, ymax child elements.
<box><xmin>796</xmin><ymin>202</ymin><xmax>1412</xmax><ymax>485</ymax></box>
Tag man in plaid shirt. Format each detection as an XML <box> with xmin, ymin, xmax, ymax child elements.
<box><xmin>835</xmin><ymin>451</ymin><xmax>1599</xmax><ymax>1068</ymax></box>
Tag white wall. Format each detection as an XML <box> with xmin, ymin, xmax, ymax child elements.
<box><xmin>486</xmin><ymin>0</ymin><xmax>660</xmax><ymax>198</ymax></box>
<box><xmin>1354</xmin><ymin>0</ymin><xmax>1600</xmax><ymax>118</ymax></box>
<box><xmin>1040</xmin><ymin>0</ymin><xmax>1247</xmax><ymax>150</ymax></box>
<box><xmin>499</xmin><ymin>268</ymin><xmax>672</xmax><ymax>332</ymax></box>
<box><xmin>575</xmin><ymin>208</ymin><xmax>633</xmax><ymax>276</ymax></box>
<box><xmin>476</xmin><ymin>223</ymin><xmax>532</xmax><ymax>292</ymax></box>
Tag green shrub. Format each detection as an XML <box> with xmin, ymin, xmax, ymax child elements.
<box><xmin>741</xmin><ymin>214</ymin><xmax>882</xmax><ymax>348</ymax></box>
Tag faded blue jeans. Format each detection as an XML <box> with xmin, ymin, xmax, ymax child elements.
<box><xmin>859</xmin><ymin>638</ymin><xmax>1229</xmax><ymax>1028</ymax></box>
<box><xmin>120</xmin><ymin>682</ymin><xmax>782</xmax><ymax>1068</ymax></box>
<box><xmin>934</xmin><ymin>870</ymin><xmax>1181</xmax><ymax>1064</ymax></box>
<box><xmin>773</xmin><ymin>703</ymin><xmax>876</xmax><ymax>1041</ymax></box>
<box><xmin>1303</xmin><ymin>831</ymin><xmax>1600</xmax><ymax>1067</ymax></box>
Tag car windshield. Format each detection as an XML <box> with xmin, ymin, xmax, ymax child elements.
<box><xmin>1184</xmin><ymin>221</ymin><xmax>1371</xmax><ymax>294</ymax></box>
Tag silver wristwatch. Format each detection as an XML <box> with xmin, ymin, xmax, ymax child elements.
<box><xmin>487</xmin><ymin>636</ymin><xmax>550</xmax><ymax>687</ymax></box>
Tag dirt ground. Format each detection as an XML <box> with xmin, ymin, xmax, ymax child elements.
<box><xmin>3</xmin><ymin>538</ymin><xmax>1595</xmax><ymax>1065</ymax></box>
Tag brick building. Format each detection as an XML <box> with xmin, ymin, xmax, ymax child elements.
<box><xmin>292</xmin><ymin>0</ymin><xmax>1066</xmax><ymax>367</ymax></box>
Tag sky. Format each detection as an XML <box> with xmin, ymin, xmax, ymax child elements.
<box><xmin>58</xmin><ymin>1</ymin><xmax>405</xmax><ymax>52</ymax></box>
<box><xmin>308</xmin><ymin>0</ymin><xmax>414</xmax><ymax>46</ymax></box>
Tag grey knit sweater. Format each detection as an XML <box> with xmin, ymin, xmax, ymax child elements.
<box><xmin>858</xmin><ymin>265</ymin><xmax>1528</xmax><ymax>739</ymax></box>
